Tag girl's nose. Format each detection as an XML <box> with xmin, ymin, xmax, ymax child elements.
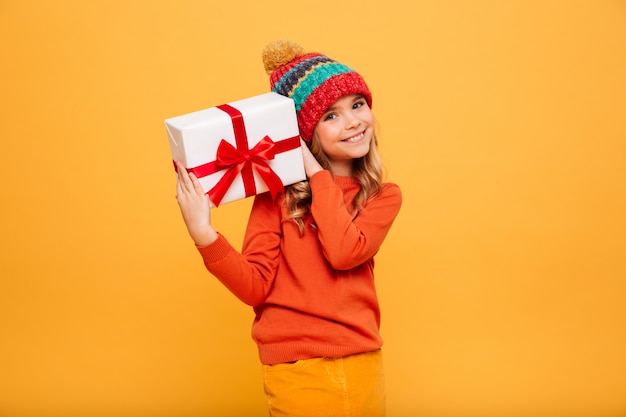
<box><xmin>345</xmin><ymin>113</ymin><xmax>359</xmax><ymax>129</ymax></box>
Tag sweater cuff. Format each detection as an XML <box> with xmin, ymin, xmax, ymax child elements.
<box><xmin>196</xmin><ymin>233</ymin><xmax>233</xmax><ymax>263</ymax></box>
<box><xmin>309</xmin><ymin>169</ymin><xmax>334</xmax><ymax>192</ymax></box>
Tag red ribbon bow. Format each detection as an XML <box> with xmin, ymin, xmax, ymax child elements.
<box><xmin>182</xmin><ymin>103</ymin><xmax>299</xmax><ymax>207</ymax></box>
<box><xmin>209</xmin><ymin>134</ymin><xmax>284</xmax><ymax>206</ymax></box>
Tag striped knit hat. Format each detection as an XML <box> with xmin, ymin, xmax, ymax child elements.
<box><xmin>262</xmin><ymin>40</ymin><xmax>372</xmax><ymax>143</ymax></box>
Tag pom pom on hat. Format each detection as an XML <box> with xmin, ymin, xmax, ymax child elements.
<box><xmin>261</xmin><ymin>39</ymin><xmax>372</xmax><ymax>143</ymax></box>
<box><xmin>262</xmin><ymin>40</ymin><xmax>305</xmax><ymax>75</ymax></box>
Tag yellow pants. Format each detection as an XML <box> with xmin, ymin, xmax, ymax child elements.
<box><xmin>262</xmin><ymin>349</ymin><xmax>386</xmax><ymax>417</ymax></box>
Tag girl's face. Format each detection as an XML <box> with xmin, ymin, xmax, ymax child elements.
<box><xmin>313</xmin><ymin>94</ymin><xmax>374</xmax><ymax>176</ymax></box>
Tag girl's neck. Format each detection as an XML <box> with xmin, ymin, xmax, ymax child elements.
<box><xmin>329</xmin><ymin>160</ymin><xmax>354</xmax><ymax>177</ymax></box>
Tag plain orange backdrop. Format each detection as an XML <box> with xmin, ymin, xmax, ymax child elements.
<box><xmin>1</xmin><ymin>1</ymin><xmax>625</xmax><ymax>416</ymax></box>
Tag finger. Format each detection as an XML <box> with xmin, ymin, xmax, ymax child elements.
<box><xmin>189</xmin><ymin>172</ymin><xmax>206</xmax><ymax>196</ymax></box>
<box><xmin>176</xmin><ymin>175</ymin><xmax>182</xmax><ymax>195</ymax></box>
<box><xmin>175</xmin><ymin>178</ymin><xmax>186</xmax><ymax>204</ymax></box>
<box><xmin>176</xmin><ymin>161</ymin><xmax>194</xmax><ymax>191</ymax></box>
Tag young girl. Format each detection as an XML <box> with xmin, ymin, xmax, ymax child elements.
<box><xmin>175</xmin><ymin>40</ymin><xmax>402</xmax><ymax>417</ymax></box>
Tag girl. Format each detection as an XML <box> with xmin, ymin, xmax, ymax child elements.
<box><xmin>175</xmin><ymin>40</ymin><xmax>402</xmax><ymax>417</ymax></box>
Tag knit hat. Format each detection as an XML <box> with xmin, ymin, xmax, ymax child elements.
<box><xmin>262</xmin><ymin>40</ymin><xmax>372</xmax><ymax>143</ymax></box>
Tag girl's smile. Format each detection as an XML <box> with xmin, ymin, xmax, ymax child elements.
<box><xmin>342</xmin><ymin>131</ymin><xmax>367</xmax><ymax>143</ymax></box>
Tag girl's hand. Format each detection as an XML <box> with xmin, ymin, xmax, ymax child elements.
<box><xmin>300</xmin><ymin>139</ymin><xmax>323</xmax><ymax>178</ymax></box>
<box><xmin>175</xmin><ymin>161</ymin><xmax>218</xmax><ymax>246</ymax></box>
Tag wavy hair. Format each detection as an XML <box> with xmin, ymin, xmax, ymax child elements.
<box><xmin>283</xmin><ymin>130</ymin><xmax>385</xmax><ymax>234</ymax></box>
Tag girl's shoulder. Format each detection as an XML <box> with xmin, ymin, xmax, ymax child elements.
<box><xmin>374</xmin><ymin>182</ymin><xmax>402</xmax><ymax>207</ymax></box>
<box><xmin>381</xmin><ymin>181</ymin><xmax>402</xmax><ymax>197</ymax></box>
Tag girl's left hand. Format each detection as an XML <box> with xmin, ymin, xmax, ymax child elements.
<box><xmin>300</xmin><ymin>139</ymin><xmax>323</xmax><ymax>178</ymax></box>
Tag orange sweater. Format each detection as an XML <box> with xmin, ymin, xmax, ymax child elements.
<box><xmin>197</xmin><ymin>170</ymin><xmax>402</xmax><ymax>365</ymax></box>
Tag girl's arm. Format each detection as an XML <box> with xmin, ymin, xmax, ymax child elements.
<box><xmin>300</xmin><ymin>141</ymin><xmax>402</xmax><ymax>270</ymax></box>
<box><xmin>310</xmin><ymin>171</ymin><xmax>402</xmax><ymax>270</ymax></box>
<box><xmin>197</xmin><ymin>193</ymin><xmax>282</xmax><ymax>306</ymax></box>
<box><xmin>176</xmin><ymin>160</ymin><xmax>279</xmax><ymax>306</ymax></box>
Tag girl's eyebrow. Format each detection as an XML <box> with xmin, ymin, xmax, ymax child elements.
<box><xmin>324</xmin><ymin>95</ymin><xmax>365</xmax><ymax>114</ymax></box>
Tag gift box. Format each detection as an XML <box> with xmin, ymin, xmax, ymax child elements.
<box><xmin>165</xmin><ymin>92</ymin><xmax>305</xmax><ymax>207</ymax></box>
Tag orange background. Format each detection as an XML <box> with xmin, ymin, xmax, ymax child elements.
<box><xmin>1</xmin><ymin>1</ymin><xmax>625</xmax><ymax>416</ymax></box>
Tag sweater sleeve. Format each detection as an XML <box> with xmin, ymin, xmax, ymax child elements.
<box><xmin>309</xmin><ymin>170</ymin><xmax>403</xmax><ymax>270</ymax></box>
<box><xmin>196</xmin><ymin>192</ymin><xmax>282</xmax><ymax>306</ymax></box>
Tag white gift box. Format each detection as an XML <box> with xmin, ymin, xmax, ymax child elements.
<box><xmin>165</xmin><ymin>92</ymin><xmax>305</xmax><ymax>206</ymax></box>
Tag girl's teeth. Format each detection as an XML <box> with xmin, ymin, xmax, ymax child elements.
<box><xmin>345</xmin><ymin>133</ymin><xmax>363</xmax><ymax>143</ymax></box>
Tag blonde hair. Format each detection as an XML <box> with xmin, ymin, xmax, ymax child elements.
<box><xmin>284</xmin><ymin>131</ymin><xmax>385</xmax><ymax>234</ymax></box>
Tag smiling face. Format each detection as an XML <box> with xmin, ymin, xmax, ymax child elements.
<box><xmin>312</xmin><ymin>94</ymin><xmax>375</xmax><ymax>176</ymax></box>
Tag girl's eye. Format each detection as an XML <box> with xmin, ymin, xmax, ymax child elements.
<box><xmin>323</xmin><ymin>113</ymin><xmax>337</xmax><ymax>121</ymax></box>
<box><xmin>353</xmin><ymin>101</ymin><xmax>364</xmax><ymax>109</ymax></box>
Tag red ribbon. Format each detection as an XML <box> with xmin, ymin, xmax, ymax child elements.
<box><xmin>183</xmin><ymin>103</ymin><xmax>299</xmax><ymax>206</ymax></box>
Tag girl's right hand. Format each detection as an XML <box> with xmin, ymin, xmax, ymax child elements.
<box><xmin>300</xmin><ymin>139</ymin><xmax>323</xmax><ymax>178</ymax></box>
<box><xmin>175</xmin><ymin>161</ymin><xmax>218</xmax><ymax>246</ymax></box>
